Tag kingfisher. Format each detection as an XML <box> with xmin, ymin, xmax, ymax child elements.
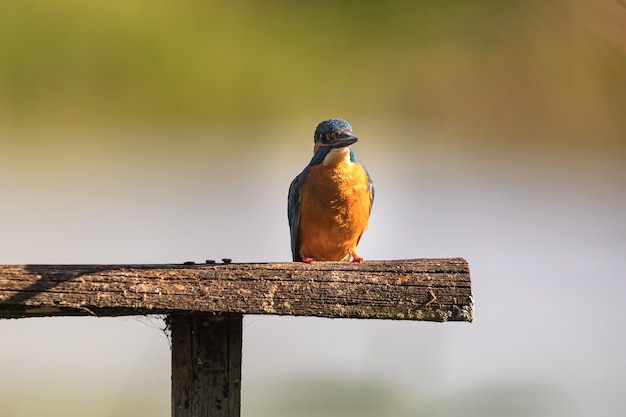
<box><xmin>288</xmin><ymin>118</ymin><xmax>374</xmax><ymax>263</ymax></box>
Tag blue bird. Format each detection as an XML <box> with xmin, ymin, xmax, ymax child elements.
<box><xmin>288</xmin><ymin>119</ymin><xmax>374</xmax><ymax>263</ymax></box>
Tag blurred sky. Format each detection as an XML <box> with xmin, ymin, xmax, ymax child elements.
<box><xmin>1</xmin><ymin>1</ymin><xmax>625</xmax><ymax>416</ymax></box>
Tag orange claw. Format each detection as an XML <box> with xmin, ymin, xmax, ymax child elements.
<box><xmin>351</xmin><ymin>251</ymin><xmax>364</xmax><ymax>262</ymax></box>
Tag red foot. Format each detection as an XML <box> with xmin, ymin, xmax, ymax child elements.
<box><xmin>302</xmin><ymin>256</ymin><xmax>315</xmax><ymax>264</ymax></box>
<box><xmin>351</xmin><ymin>251</ymin><xmax>364</xmax><ymax>262</ymax></box>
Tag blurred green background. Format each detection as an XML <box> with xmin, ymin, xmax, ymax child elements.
<box><xmin>1</xmin><ymin>0</ymin><xmax>625</xmax><ymax>147</ymax></box>
<box><xmin>1</xmin><ymin>1</ymin><xmax>625</xmax><ymax>416</ymax></box>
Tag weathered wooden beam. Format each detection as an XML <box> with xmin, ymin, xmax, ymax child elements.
<box><xmin>170</xmin><ymin>314</ymin><xmax>242</xmax><ymax>417</ymax></box>
<box><xmin>0</xmin><ymin>259</ymin><xmax>473</xmax><ymax>322</ymax></box>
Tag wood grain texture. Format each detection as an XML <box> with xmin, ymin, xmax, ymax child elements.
<box><xmin>171</xmin><ymin>314</ymin><xmax>242</xmax><ymax>417</ymax></box>
<box><xmin>0</xmin><ymin>259</ymin><xmax>473</xmax><ymax>322</ymax></box>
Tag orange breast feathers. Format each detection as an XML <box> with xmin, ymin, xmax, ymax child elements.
<box><xmin>297</xmin><ymin>153</ymin><xmax>372</xmax><ymax>261</ymax></box>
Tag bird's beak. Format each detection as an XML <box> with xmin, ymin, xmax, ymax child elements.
<box><xmin>327</xmin><ymin>134</ymin><xmax>358</xmax><ymax>148</ymax></box>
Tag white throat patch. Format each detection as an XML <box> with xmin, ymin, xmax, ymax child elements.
<box><xmin>323</xmin><ymin>147</ymin><xmax>352</xmax><ymax>166</ymax></box>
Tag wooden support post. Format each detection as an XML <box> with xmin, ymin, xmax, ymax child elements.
<box><xmin>171</xmin><ymin>314</ymin><xmax>242</xmax><ymax>417</ymax></box>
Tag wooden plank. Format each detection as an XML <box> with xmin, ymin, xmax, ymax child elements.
<box><xmin>0</xmin><ymin>259</ymin><xmax>473</xmax><ymax>322</ymax></box>
<box><xmin>171</xmin><ymin>314</ymin><xmax>242</xmax><ymax>417</ymax></box>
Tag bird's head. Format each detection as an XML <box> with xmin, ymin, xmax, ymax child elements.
<box><xmin>313</xmin><ymin>118</ymin><xmax>358</xmax><ymax>153</ymax></box>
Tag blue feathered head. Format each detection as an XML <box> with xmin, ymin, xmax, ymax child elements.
<box><xmin>313</xmin><ymin>119</ymin><xmax>357</xmax><ymax>146</ymax></box>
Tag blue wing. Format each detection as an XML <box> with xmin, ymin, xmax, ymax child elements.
<box><xmin>365</xmin><ymin>166</ymin><xmax>374</xmax><ymax>215</ymax></box>
<box><xmin>287</xmin><ymin>168</ymin><xmax>307</xmax><ymax>261</ymax></box>
<box><xmin>288</xmin><ymin>147</ymin><xmax>329</xmax><ymax>261</ymax></box>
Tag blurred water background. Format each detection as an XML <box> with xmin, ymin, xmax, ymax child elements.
<box><xmin>1</xmin><ymin>1</ymin><xmax>625</xmax><ymax>416</ymax></box>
